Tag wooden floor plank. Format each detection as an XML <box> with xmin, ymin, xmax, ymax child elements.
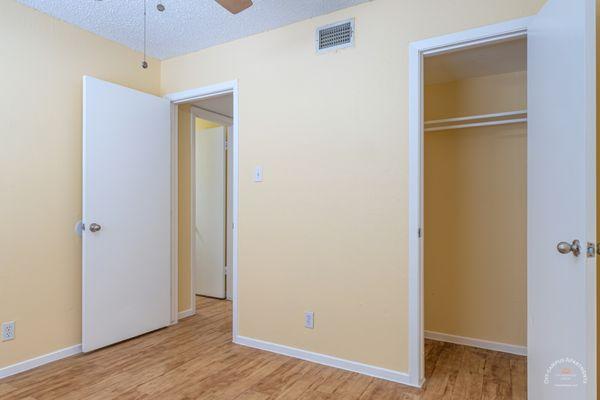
<box><xmin>1</xmin><ymin>297</ymin><xmax>527</xmax><ymax>399</ymax></box>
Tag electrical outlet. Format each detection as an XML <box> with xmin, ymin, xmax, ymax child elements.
<box><xmin>2</xmin><ymin>321</ymin><xmax>15</xmax><ymax>341</ymax></box>
<box><xmin>304</xmin><ymin>312</ymin><xmax>314</xmax><ymax>329</ymax></box>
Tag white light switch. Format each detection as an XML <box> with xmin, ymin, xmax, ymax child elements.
<box><xmin>254</xmin><ymin>166</ymin><xmax>263</xmax><ymax>182</ymax></box>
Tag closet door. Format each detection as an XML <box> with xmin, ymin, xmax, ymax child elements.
<box><xmin>528</xmin><ymin>0</ymin><xmax>596</xmax><ymax>399</ymax></box>
<box><xmin>195</xmin><ymin>127</ymin><xmax>227</xmax><ymax>299</ymax></box>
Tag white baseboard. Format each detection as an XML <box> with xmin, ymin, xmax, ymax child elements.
<box><xmin>425</xmin><ymin>331</ymin><xmax>527</xmax><ymax>356</ymax></box>
<box><xmin>234</xmin><ymin>335</ymin><xmax>414</xmax><ymax>387</ymax></box>
<box><xmin>0</xmin><ymin>344</ymin><xmax>82</xmax><ymax>380</ymax></box>
<box><xmin>178</xmin><ymin>308</ymin><xmax>195</xmax><ymax>319</ymax></box>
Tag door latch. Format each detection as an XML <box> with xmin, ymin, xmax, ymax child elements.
<box><xmin>587</xmin><ymin>242</ymin><xmax>596</xmax><ymax>258</ymax></box>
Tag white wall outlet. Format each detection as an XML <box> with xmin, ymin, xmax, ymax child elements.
<box><xmin>304</xmin><ymin>311</ymin><xmax>314</xmax><ymax>329</ymax></box>
<box><xmin>254</xmin><ymin>166</ymin><xmax>263</xmax><ymax>182</ymax></box>
<box><xmin>2</xmin><ymin>321</ymin><xmax>15</xmax><ymax>341</ymax></box>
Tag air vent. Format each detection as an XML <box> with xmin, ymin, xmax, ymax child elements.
<box><xmin>316</xmin><ymin>19</ymin><xmax>355</xmax><ymax>54</ymax></box>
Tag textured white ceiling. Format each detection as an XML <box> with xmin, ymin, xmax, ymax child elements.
<box><xmin>16</xmin><ymin>0</ymin><xmax>370</xmax><ymax>60</ymax></box>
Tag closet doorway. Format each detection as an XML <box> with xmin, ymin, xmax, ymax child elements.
<box><xmin>423</xmin><ymin>36</ymin><xmax>528</xmax><ymax>388</ymax></box>
<box><xmin>409</xmin><ymin>5</ymin><xmax>597</xmax><ymax>396</ymax></box>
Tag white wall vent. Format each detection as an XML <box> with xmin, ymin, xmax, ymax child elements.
<box><xmin>316</xmin><ymin>19</ymin><xmax>355</xmax><ymax>54</ymax></box>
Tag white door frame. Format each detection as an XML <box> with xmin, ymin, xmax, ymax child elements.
<box><xmin>164</xmin><ymin>81</ymin><xmax>239</xmax><ymax>339</ymax></box>
<box><xmin>407</xmin><ymin>18</ymin><xmax>530</xmax><ymax>387</ymax></box>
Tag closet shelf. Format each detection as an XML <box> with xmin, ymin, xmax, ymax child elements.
<box><xmin>424</xmin><ymin>110</ymin><xmax>527</xmax><ymax>132</ymax></box>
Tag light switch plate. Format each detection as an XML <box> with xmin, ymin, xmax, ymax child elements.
<box><xmin>254</xmin><ymin>166</ymin><xmax>263</xmax><ymax>182</ymax></box>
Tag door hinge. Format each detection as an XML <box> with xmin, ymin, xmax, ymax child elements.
<box><xmin>418</xmin><ymin>228</ymin><xmax>422</xmax><ymax>238</ymax></box>
<box><xmin>224</xmin><ymin>266</ymin><xmax>229</xmax><ymax>276</ymax></box>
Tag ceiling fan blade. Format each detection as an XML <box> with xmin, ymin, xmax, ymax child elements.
<box><xmin>215</xmin><ymin>0</ymin><xmax>253</xmax><ymax>14</ymax></box>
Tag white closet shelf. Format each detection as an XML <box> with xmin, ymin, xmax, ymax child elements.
<box><xmin>424</xmin><ymin>110</ymin><xmax>527</xmax><ymax>132</ymax></box>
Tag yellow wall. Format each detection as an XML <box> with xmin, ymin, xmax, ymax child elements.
<box><xmin>163</xmin><ymin>0</ymin><xmax>545</xmax><ymax>372</ymax></box>
<box><xmin>424</xmin><ymin>72</ymin><xmax>527</xmax><ymax>347</ymax></box>
<box><xmin>178</xmin><ymin>105</ymin><xmax>193</xmax><ymax>312</ymax></box>
<box><xmin>196</xmin><ymin>118</ymin><xmax>220</xmax><ymax>132</ymax></box>
<box><xmin>0</xmin><ymin>1</ymin><xmax>160</xmax><ymax>369</ymax></box>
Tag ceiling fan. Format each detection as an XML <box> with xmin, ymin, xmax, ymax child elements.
<box><xmin>215</xmin><ymin>0</ymin><xmax>254</xmax><ymax>14</ymax></box>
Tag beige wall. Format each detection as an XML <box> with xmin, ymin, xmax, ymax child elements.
<box><xmin>163</xmin><ymin>0</ymin><xmax>545</xmax><ymax>372</ymax></box>
<box><xmin>0</xmin><ymin>1</ymin><xmax>160</xmax><ymax>369</ymax></box>
<box><xmin>424</xmin><ymin>72</ymin><xmax>527</xmax><ymax>347</ymax></box>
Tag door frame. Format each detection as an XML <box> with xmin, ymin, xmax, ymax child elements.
<box><xmin>190</xmin><ymin>107</ymin><xmax>233</xmax><ymax>302</ymax></box>
<box><xmin>407</xmin><ymin>18</ymin><xmax>530</xmax><ymax>387</ymax></box>
<box><xmin>164</xmin><ymin>81</ymin><xmax>239</xmax><ymax>340</ymax></box>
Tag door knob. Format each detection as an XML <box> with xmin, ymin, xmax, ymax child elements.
<box><xmin>89</xmin><ymin>223</ymin><xmax>102</xmax><ymax>233</ymax></box>
<box><xmin>557</xmin><ymin>240</ymin><xmax>580</xmax><ymax>256</ymax></box>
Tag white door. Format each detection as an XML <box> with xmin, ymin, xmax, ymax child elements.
<box><xmin>82</xmin><ymin>76</ymin><xmax>171</xmax><ymax>352</ymax></box>
<box><xmin>528</xmin><ymin>0</ymin><xmax>596</xmax><ymax>399</ymax></box>
<box><xmin>195</xmin><ymin>127</ymin><xmax>226</xmax><ymax>299</ymax></box>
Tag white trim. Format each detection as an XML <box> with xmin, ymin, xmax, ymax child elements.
<box><xmin>424</xmin><ymin>110</ymin><xmax>527</xmax><ymax>125</ymax></box>
<box><xmin>170</xmin><ymin>102</ymin><xmax>179</xmax><ymax>326</ymax></box>
<box><xmin>412</xmin><ymin>17</ymin><xmax>531</xmax><ymax>57</ymax></box>
<box><xmin>425</xmin><ymin>331</ymin><xmax>527</xmax><ymax>356</ymax></box>
<box><xmin>424</xmin><ymin>118</ymin><xmax>527</xmax><ymax>132</ymax></box>
<box><xmin>165</xmin><ymin>81</ymin><xmax>237</xmax><ymax>104</ymax></box>
<box><xmin>234</xmin><ymin>336</ymin><xmax>413</xmax><ymax>386</ymax></box>
<box><xmin>189</xmin><ymin>112</ymin><xmax>198</xmax><ymax>315</ymax></box>
<box><xmin>191</xmin><ymin>106</ymin><xmax>234</xmax><ymax>126</ymax></box>
<box><xmin>408</xmin><ymin>17</ymin><xmax>530</xmax><ymax>388</ymax></box>
<box><xmin>178</xmin><ymin>308</ymin><xmax>196</xmax><ymax>320</ymax></box>
<box><xmin>0</xmin><ymin>344</ymin><xmax>82</xmax><ymax>380</ymax></box>
<box><xmin>165</xmin><ymin>80</ymin><xmax>239</xmax><ymax>340</ymax></box>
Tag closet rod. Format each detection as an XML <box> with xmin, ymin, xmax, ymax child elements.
<box><xmin>424</xmin><ymin>110</ymin><xmax>527</xmax><ymax>126</ymax></box>
<box><xmin>424</xmin><ymin>118</ymin><xmax>527</xmax><ymax>132</ymax></box>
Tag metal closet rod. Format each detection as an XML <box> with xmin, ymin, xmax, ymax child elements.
<box><xmin>424</xmin><ymin>110</ymin><xmax>527</xmax><ymax>132</ymax></box>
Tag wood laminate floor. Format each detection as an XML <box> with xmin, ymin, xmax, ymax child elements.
<box><xmin>0</xmin><ymin>297</ymin><xmax>526</xmax><ymax>399</ymax></box>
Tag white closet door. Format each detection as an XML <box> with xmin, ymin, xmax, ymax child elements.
<box><xmin>82</xmin><ymin>76</ymin><xmax>171</xmax><ymax>352</ymax></box>
<box><xmin>195</xmin><ymin>127</ymin><xmax>226</xmax><ymax>299</ymax></box>
<box><xmin>528</xmin><ymin>0</ymin><xmax>596</xmax><ymax>399</ymax></box>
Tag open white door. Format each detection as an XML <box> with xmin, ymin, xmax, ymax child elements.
<box><xmin>83</xmin><ymin>77</ymin><xmax>171</xmax><ymax>352</ymax></box>
<box><xmin>195</xmin><ymin>126</ymin><xmax>226</xmax><ymax>299</ymax></box>
<box><xmin>528</xmin><ymin>0</ymin><xmax>596</xmax><ymax>398</ymax></box>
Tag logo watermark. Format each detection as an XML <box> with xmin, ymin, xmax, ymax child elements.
<box><xmin>544</xmin><ymin>358</ymin><xmax>587</xmax><ymax>388</ymax></box>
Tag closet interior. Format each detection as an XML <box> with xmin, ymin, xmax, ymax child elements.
<box><xmin>423</xmin><ymin>37</ymin><xmax>528</xmax><ymax>359</ymax></box>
